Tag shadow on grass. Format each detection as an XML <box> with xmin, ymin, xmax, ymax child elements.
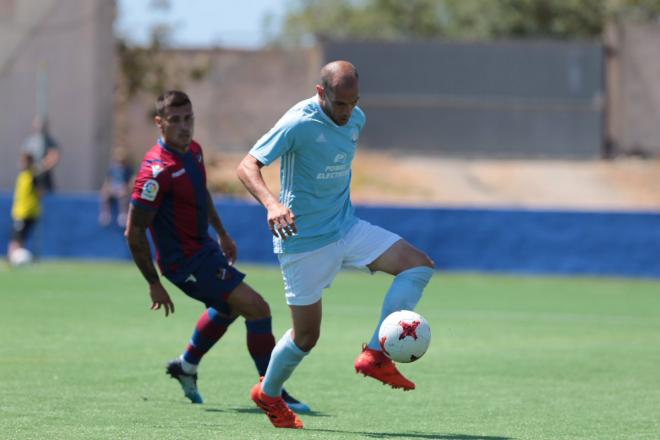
<box><xmin>306</xmin><ymin>429</ymin><xmax>513</xmax><ymax>440</ymax></box>
<box><xmin>208</xmin><ymin>407</ymin><xmax>332</xmax><ymax>418</ymax></box>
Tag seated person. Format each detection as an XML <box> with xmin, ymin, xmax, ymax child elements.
<box><xmin>99</xmin><ymin>147</ymin><xmax>133</xmax><ymax>227</ymax></box>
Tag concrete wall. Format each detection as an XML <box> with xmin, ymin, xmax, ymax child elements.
<box><xmin>115</xmin><ymin>47</ymin><xmax>321</xmax><ymax>163</ymax></box>
<box><xmin>323</xmin><ymin>40</ymin><xmax>605</xmax><ymax>158</ymax></box>
<box><xmin>2</xmin><ymin>194</ymin><xmax>659</xmax><ymax>278</ymax></box>
<box><xmin>606</xmin><ymin>21</ymin><xmax>660</xmax><ymax>156</ymax></box>
<box><xmin>0</xmin><ymin>0</ymin><xmax>115</xmax><ymax>191</ymax></box>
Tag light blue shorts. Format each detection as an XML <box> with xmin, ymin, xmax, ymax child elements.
<box><xmin>277</xmin><ymin>219</ymin><xmax>401</xmax><ymax>306</ymax></box>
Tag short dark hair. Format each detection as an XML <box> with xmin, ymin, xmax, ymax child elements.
<box><xmin>155</xmin><ymin>90</ymin><xmax>191</xmax><ymax>116</ymax></box>
<box><xmin>21</xmin><ymin>152</ymin><xmax>35</xmax><ymax>165</ymax></box>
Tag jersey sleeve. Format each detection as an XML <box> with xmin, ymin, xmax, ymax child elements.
<box><xmin>354</xmin><ymin>106</ymin><xmax>367</xmax><ymax>134</ymax></box>
<box><xmin>193</xmin><ymin>142</ymin><xmax>207</xmax><ymax>181</ymax></box>
<box><xmin>249</xmin><ymin>117</ymin><xmax>298</xmax><ymax>166</ymax></box>
<box><xmin>131</xmin><ymin>159</ymin><xmax>171</xmax><ymax>210</ymax></box>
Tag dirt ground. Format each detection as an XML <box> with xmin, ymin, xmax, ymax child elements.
<box><xmin>206</xmin><ymin>150</ymin><xmax>660</xmax><ymax>212</ymax></box>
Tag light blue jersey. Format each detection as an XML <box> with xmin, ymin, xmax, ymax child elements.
<box><xmin>249</xmin><ymin>96</ymin><xmax>366</xmax><ymax>254</ymax></box>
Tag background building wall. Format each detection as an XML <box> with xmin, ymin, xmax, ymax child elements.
<box><xmin>115</xmin><ymin>47</ymin><xmax>321</xmax><ymax>163</ymax></box>
<box><xmin>323</xmin><ymin>40</ymin><xmax>605</xmax><ymax>158</ymax></box>
<box><xmin>0</xmin><ymin>0</ymin><xmax>115</xmax><ymax>192</ymax></box>
<box><xmin>606</xmin><ymin>21</ymin><xmax>660</xmax><ymax>156</ymax></box>
<box><xmin>2</xmin><ymin>4</ymin><xmax>659</xmax><ymax>192</ymax></box>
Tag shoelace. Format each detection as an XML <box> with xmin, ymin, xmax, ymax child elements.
<box><xmin>265</xmin><ymin>398</ymin><xmax>293</xmax><ymax>419</ymax></box>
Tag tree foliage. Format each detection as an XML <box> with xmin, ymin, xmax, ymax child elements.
<box><xmin>276</xmin><ymin>0</ymin><xmax>660</xmax><ymax>44</ymax></box>
<box><xmin>115</xmin><ymin>0</ymin><xmax>210</xmax><ymax>102</ymax></box>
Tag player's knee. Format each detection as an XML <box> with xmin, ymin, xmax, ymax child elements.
<box><xmin>250</xmin><ymin>295</ymin><xmax>271</xmax><ymax>318</ymax></box>
<box><xmin>419</xmin><ymin>253</ymin><xmax>435</xmax><ymax>269</ymax></box>
<box><xmin>403</xmin><ymin>250</ymin><xmax>435</xmax><ymax>271</ymax></box>
<box><xmin>293</xmin><ymin>330</ymin><xmax>319</xmax><ymax>352</ymax></box>
<box><xmin>244</xmin><ymin>294</ymin><xmax>270</xmax><ymax>319</ymax></box>
<box><xmin>230</xmin><ymin>285</ymin><xmax>271</xmax><ymax>320</ymax></box>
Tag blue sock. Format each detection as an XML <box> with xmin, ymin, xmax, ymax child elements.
<box><xmin>261</xmin><ymin>329</ymin><xmax>308</xmax><ymax>397</ymax></box>
<box><xmin>367</xmin><ymin>266</ymin><xmax>434</xmax><ymax>350</ymax></box>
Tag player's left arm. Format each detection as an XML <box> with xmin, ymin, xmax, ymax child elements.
<box><xmin>207</xmin><ymin>190</ymin><xmax>237</xmax><ymax>265</ymax></box>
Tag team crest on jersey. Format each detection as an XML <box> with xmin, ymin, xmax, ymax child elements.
<box><xmin>351</xmin><ymin>128</ymin><xmax>359</xmax><ymax>142</ymax></box>
<box><xmin>196</xmin><ymin>154</ymin><xmax>202</xmax><ymax>163</ymax></box>
<box><xmin>140</xmin><ymin>179</ymin><xmax>159</xmax><ymax>201</ymax></box>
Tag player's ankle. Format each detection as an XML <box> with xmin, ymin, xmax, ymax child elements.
<box><xmin>180</xmin><ymin>356</ymin><xmax>198</xmax><ymax>374</ymax></box>
<box><xmin>259</xmin><ymin>389</ymin><xmax>280</xmax><ymax>402</ymax></box>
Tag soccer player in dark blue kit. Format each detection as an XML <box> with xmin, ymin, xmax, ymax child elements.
<box><xmin>125</xmin><ymin>90</ymin><xmax>308</xmax><ymax>412</ymax></box>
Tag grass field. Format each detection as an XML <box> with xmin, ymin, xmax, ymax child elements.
<box><xmin>1</xmin><ymin>262</ymin><xmax>659</xmax><ymax>440</ymax></box>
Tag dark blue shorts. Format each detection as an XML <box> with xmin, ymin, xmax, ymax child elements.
<box><xmin>170</xmin><ymin>250</ymin><xmax>245</xmax><ymax>315</ymax></box>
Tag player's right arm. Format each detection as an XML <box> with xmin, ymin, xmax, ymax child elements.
<box><xmin>125</xmin><ymin>200</ymin><xmax>175</xmax><ymax>316</ymax></box>
<box><xmin>238</xmin><ymin>118</ymin><xmax>299</xmax><ymax>239</ymax></box>
<box><xmin>236</xmin><ymin>154</ymin><xmax>296</xmax><ymax>240</ymax></box>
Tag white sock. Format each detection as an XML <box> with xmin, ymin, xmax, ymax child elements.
<box><xmin>261</xmin><ymin>329</ymin><xmax>308</xmax><ymax>397</ymax></box>
<box><xmin>367</xmin><ymin>266</ymin><xmax>434</xmax><ymax>350</ymax></box>
<box><xmin>180</xmin><ymin>355</ymin><xmax>198</xmax><ymax>374</ymax></box>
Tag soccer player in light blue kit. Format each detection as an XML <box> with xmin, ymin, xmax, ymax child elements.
<box><xmin>237</xmin><ymin>60</ymin><xmax>434</xmax><ymax>429</ymax></box>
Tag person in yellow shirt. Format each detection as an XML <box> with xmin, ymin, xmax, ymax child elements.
<box><xmin>7</xmin><ymin>152</ymin><xmax>42</xmax><ymax>260</ymax></box>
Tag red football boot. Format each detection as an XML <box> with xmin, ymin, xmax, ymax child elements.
<box><xmin>250</xmin><ymin>379</ymin><xmax>303</xmax><ymax>429</ymax></box>
<box><xmin>354</xmin><ymin>345</ymin><xmax>415</xmax><ymax>391</ymax></box>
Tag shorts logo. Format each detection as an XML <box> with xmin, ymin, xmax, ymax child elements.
<box><xmin>140</xmin><ymin>179</ymin><xmax>159</xmax><ymax>201</ymax></box>
<box><xmin>216</xmin><ymin>268</ymin><xmax>231</xmax><ymax>280</ymax></box>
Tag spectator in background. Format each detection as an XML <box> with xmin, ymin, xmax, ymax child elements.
<box><xmin>99</xmin><ymin>147</ymin><xmax>133</xmax><ymax>227</ymax></box>
<box><xmin>22</xmin><ymin>115</ymin><xmax>60</xmax><ymax>193</ymax></box>
<box><xmin>7</xmin><ymin>152</ymin><xmax>41</xmax><ymax>265</ymax></box>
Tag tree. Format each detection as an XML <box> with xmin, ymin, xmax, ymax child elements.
<box><xmin>114</xmin><ymin>23</ymin><xmax>210</xmax><ymax>147</ymax></box>
<box><xmin>274</xmin><ymin>0</ymin><xmax>660</xmax><ymax>45</ymax></box>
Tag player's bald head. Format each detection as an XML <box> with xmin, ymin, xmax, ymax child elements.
<box><xmin>320</xmin><ymin>61</ymin><xmax>359</xmax><ymax>93</ymax></box>
<box><xmin>316</xmin><ymin>61</ymin><xmax>360</xmax><ymax>126</ymax></box>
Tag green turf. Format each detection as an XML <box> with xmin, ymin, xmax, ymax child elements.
<box><xmin>1</xmin><ymin>262</ymin><xmax>659</xmax><ymax>439</ymax></box>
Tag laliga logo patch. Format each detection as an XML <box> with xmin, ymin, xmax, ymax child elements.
<box><xmin>140</xmin><ymin>179</ymin><xmax>159</xmax><ymax>201</ymax></box>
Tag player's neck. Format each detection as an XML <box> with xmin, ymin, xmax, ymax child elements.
<box><xmin>161</xmin><ymin>138</ymin><xmax>189</xmax><ymax>154</ymax></box>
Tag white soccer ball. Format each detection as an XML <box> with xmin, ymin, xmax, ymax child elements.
<box><xmin>378</xmin><ymin>310</ymin><xmax>431</xmax><ymax>363</ymax></box>
<box><xmin>9</xmin><ymin>247</ymin><xmax>33</xmax><ymax>267</ymax></box>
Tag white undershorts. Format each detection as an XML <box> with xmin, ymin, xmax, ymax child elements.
<box><xmin>277</xmin><ymin>219</ymin><xmax>401</xmax><ymax>306</ymax></box>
